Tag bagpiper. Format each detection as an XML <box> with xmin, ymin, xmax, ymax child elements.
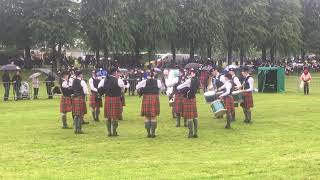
<box><xmin>177</xmin><ymin>69</ymin><xmax>199</xmax><ymax>138</ymax></box>
<box><xmin>166</xmin><ymin>69</ymin><xmax>187</xmax><ymax>127</ymax></box>
<box><xmin>60</xmin><ymin>71</ymin><xmax>72</xmax><ymax>129</ymax></box>
<box><xmin>71</xmin><ymin>71</ymin><xmax>88</xmax><ymax>134</ymax></box>
<box><xmin>98</xmin><ymin>67</ymin><xmax>125</xmax><ymax>137</ymax></box>
<box><xmin>136</xmin><ymin>70</ymin><xmax>163</xmax><ymax>138</ymax></box>
<box><xmin>240</xmin><ymin>67</ymin><xmax>254</xmax><ymax>123</ymax></box>
<box><xmin>89</xmin><ymin>70</ymin><xmax>102</xmax><ymax>122</ymax></box>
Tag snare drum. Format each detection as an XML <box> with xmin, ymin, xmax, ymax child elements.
<box><xmin>210</xmin><ymin>100</ymin><xmax>227</xmax><ymax>117</ymax></box>
<box><xmin>204</xmin><ymin>91</ymin><xmax>217</xmax><ymax>103</ymax></box>
<box><xmin>232</xmin><ymin>90</ymin><xmax>244</xmax><ymax>107</ymax></box>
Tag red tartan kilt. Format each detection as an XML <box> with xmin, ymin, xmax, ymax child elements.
<box><xmin>72</xmin><ymin>96</ymin><xmax>85</xmax><ymax>117</ymax></box>
<box><xmin>182</xmin><ymin>97</ymin><xmax>198</xmax><ymax>119</ymax></box>
<box><xmin>104</xmin><ymin>96</ymin><xmax>123</xmax><ymax>119</ymax></box>
<box><xmin>60</xmin><ymin>96</ymin><xmax>72</xmax><ymax>113</ymax></box>
<box><xmin>174</xmin><ymin>93</ymin><xmax>184</xmax><ymax>114</ymax></box>
<box><xmin>241</xmin><ymin>92</ymin><xmax>254</xmax><ymax>108</ymax></box>
<box><xmin>224</xmin><ymin>96</ymin><xmax>235</xmax><ymax>112</ymax></box>
<box><xmin>141</xmin><ymin>94</ymin><xmax>160</xmax><ymax>118</ymax></box>
<box><xmin>89</xmin><ymin>93</ymin><xmax>102</xmax><ymax>108</ymax></box>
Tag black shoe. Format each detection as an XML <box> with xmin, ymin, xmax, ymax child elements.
<box><xmin>62</xmin><ymin>126</ymin><xmax>72</xmax><ymax>129</ymax></box>
<box><xmin>147</xmin><ymin>134</ymin><xmax>152</xmax><ymax>138</ymax></box>
<box><xmin>108</xmin><ymin>133</ymin><xmax>112</xmax><ymax>137</ymax></box>
<box><xmin>188</xmin><ymin>134</ymin><xmax>194</xmax><ymax>138</ymax></box>
<box><xmin>225</xmin><ymin>125</ymin><xmax>231</xmax><ymax>129</ymax></box>
<box><xmin>193</xmin><ymin>134</ymin><xmax>198</xmax><ymax>138</ymax></box>
<box><xmin>151</xmin><ymin>134</ymin><xmax>156</xmax><ymax>138</ymax></box>
<box><xmin>82</xmin><ymin>121</ymin><xmax>90</xmax><ymax>125</ymax></box>
<box><xmin>176</xmin><ymin>124</ymin><xmax>181</xmax><ymax>127</ymax></box>
<box><xmin>75</xmin><ymin>131</ymin><xmax>84</xmax><ymax>134</ymax></box>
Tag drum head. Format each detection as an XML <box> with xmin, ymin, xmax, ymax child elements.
<box><xmin>204</xmin><ymin>91</ymin><xmax>216</xmax><ymax>96</ymax></box>
<box><xmin>215</xmin><ymin>109</ymin><xmax>227</xmax><ymax>117</ymax></box>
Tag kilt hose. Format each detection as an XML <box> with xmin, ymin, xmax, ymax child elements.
<box><xmin>89</xmin><ymin>92</ymin><xmax>102</xmax><ymax>108</ymax></box>
<box><xmin>241</xmin><ymin>92</ymin><xmax>254</xmax><ymax>108</ymax></box>
<box><xmin>182</xmin><ymin>97</ymin><xmax>198</xmax><ymax>119</ymax></box>
<box><xmin>224</xmin><ymin>96</ymin><xmax>235</xmax><ymax>112</ymax></box>
<box><xmin>60</xmin><ymin>96</ymin><xmax>72</xmax><ymax>113</ymax></box>
<box><xmin>174</xmin><ymin>93</ymin><xmax>184</xmax><ymax>114</ymax></box>
<box><xmin>72</xmin><ymin>96</ymin><xmax>86</xmax><ymax>117</ymax></box>
<box><xmin>104</xmin><ymin>96</ymin><xmax>123</xmax><ymax>120</ymax></box>
<box><xmin>121</xmin><ymin>96</ymin><xmax>126</xmax><ymax>106</ymax></box>
<box><xmin>141</xmin><ymin>94</ymin><xmax>160</xmax><ymax>118</ymax></box>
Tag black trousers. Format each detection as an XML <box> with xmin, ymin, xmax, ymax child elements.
<box><xmin>3</xmin><ymin>83</ymin><xmax>10</xmax><ymax>100</ymax></box>
<box><xmin>304</xmin><ymin>82</ymin><xmax>309</xmax><ymax>95</ymax></box>
<box><xmin>34</xmin><ymin>88</ymin><xmax>39</xmax><ymax>99</ymax></box>
<box><xmin>13</xmin><ymin>84</ymin><xmax>21</xmax><ymax>100</ymax></box>
<box><xmin>46</xmin><ymin>85</ymin><xmax>53</xmax><ymax>99</ymax></box>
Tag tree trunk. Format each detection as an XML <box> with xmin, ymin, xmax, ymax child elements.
<box><xmin>270</xmin><ymin>47</ymin><xmax>275</xmax><ymax>62</ymax></box>
<box><xmin>95</xmin><ymin>49</ymin><xmax>100</xmax><ymax>67</ymax></box>
<box><xmin>51</xmin><ymin>44</ymin><xmax>57</xmax><ymax>71</ymax></box>
<box><xmin>134</xmin><ymin>46</ymin><xmax>140</xmax><ymax>67</ymax></box>
<box><xmin>227</xmin><ymin>45</ymin><xmax>232</xmax><ymax>65</ymax></box>
<box><xmin>148</xmin><ymin>48</ymin><xmax>152</xmax><ymax>63</ymax></box>
<box><xmin>301</xmin><ymin>48</ymin><xmax>306</xmax><ymax>61</ymax></box>
<box><xmin>171</xmin><ymin>42</ymin><xmax>176</xmax><ymax>64</ymax></box>
<box><xmin>262</xmin><ymin>46</ymin><xmax>267</xmax><ymax>62</ymax></box>
<box><xmin>207</xmin><ymin>44</ymin><xmax>212</xmax><ymax>60</ymax></box>
<box><xmin>103</xmin><ymin>48</ymin><xmax>109</xmax><ymax>68</ymax></box>
<box><xmin>24</xmin><ymin>46</ymin><xmax>32</xmax><ymax>69</ymax></box>
<box><xmin>240</xmin><ymin>48</ymin><xmax>245</xmax><ymax>66</ymax></box>
<box><xmin>189</xmin><ymin>40</ymin><xmax>195</xmax><ymax>62</ymax></box>
<box><xmin>57</xmin><ymin>43</ymin><xmax>63</xmax><ymax>71</ymax></box>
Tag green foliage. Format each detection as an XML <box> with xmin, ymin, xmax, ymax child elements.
<box><xmin>1</xmin><ymin>0</ymin><xmax>320</xmax><ymax>62</ymax></box>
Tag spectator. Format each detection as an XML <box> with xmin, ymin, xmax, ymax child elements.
<box><xmin>300</xmin><ymin>68</ymin><xmax>312</xmax><ymax>95</ymax></box>
<box><xmin>32</xmin><ymin>77</ymin><xmax>40</xmax><ymax>99</ymax></box>
<box><xmin>2</xmin><ymin>71</ymin><xmax>10</xmax><ymax>101</ymax></box>
<box><xmin>12</xmin><ymin>71</ymin><xmax>22</xmax><ymax>100</ymax></box>
<box><xmin>45</xmin><ymin>75</ymin><xmax>55</xmax><ymax>99</ymax></box>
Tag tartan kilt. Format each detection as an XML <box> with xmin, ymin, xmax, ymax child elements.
<box><xmin>224</xmin><ymin>96</ymin><xmax>235</xmax><ymax>112</ymax></box>
<box><xmin>89</xmin><ymin>92</ymin><xmax>102</xmax><ymax>108</ymax></box>
<box><xmin>182</xmin><ymin>97</ymin><xmax>198</xmax><ymax>119</ymax></box>
<box><xmin>141</xmin><ymin>94</ymin><xmax>160</xmax><ymax>118</ymax></box>
<box><xmin>104</xmin><ymin>96</ymin><xmax>123</xmax><ymax>119</ymax></box>
<box><xmin>60</xmin><ymin>96</ymin><xmax>72</xmax><ymax>113</ymax></box>
<box><xmin>72</xmin><ymin>96</ymin><xmax>85</xmax><ymax>117</ymax></box>
<box><xmin>241</xmin><ymin>92</ymin><xmax>254</xmax><ymax>108</ymax></box>
<box><xmin>174</xmin><ymin>93</ymin><xmax>184</xmax><ymax>114</ymax></box>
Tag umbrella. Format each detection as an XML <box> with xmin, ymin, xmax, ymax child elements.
<box><xmin>32</xmin><ymin>68</ymin><xmax>59</xmax><ymax>80</ymax></box>
<box><xmin>29</xmin><ymin>72</ymin><xmax>42</xmax><ymax>79</ymax></box>
<box><xmin>154</xmin><ymin>67</ymin><xmax>162</xmax><ymax>72</ymax></box>
<box><xmin>0</xmin><ymin>64</ymin><xmax>21</xmax><ymax>71</ymax></box>
<box><xmin>185</xmin><ymin>63</ymin><xmax>202</xmax><ymax>69</ymax></box>
<box><xmin>200</xmin><ymin>65</ymin><xmax>213</xmax><ymax>71</ymax></box>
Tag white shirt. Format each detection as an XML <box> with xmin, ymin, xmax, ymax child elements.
<box><xmin>166</xmin><ymin>77</ymin><xmax>179</xmax><ymax>88</ymax></box>
<box><xmin>98</xmin><ymin>76</ymin><xmax>125</xmax><ymax>91</ymax></box>
<box><xmin>177</xmin><ymin>78</ymin><xmax>191</xmax><ymax>90</ymax></box>
<box><xmin>136</xmin><ymin>79</ymin><xmax>163</xmax><ymax>90</ymax></box>
<box><xmin>232</xmin><ymin>75</ymin><xmax>241</xmax><ymax>88</ymax></box>
<box><xmin>244</xmin><ymin>76</ymin><xmax>254</xmax><ymax>92</ymax></box>
<box><xmin>219</xmin><ymin>81</ymin><xmax>233</xmax><ymax>97</ymax></box>
<box><xmin>89</xmin><ymin>78</ymin><xmax>98</xmax><ymax>92</ymax></box>
<box><xmin>61</xmin><ymin>79</ymin><xmax>71</xmax><ymax>88</ymax></box>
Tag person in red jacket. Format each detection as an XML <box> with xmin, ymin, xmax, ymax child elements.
<box><xmin>300</xmin><ymin>68</ymin><xmax>312</xmax><ymax>95</ymax></box>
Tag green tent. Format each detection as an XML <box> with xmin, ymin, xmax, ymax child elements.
<box><xmin>258</xmin><ymin>67</ymin><xmax>285</xmax><ymax>93</ymax></box>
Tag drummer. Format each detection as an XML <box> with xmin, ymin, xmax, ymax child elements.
<box><xmin>218</xmin><ymin>74</ymin><xmax>235</xmax><ymax>129</ymax></box>
<box><xmin>228</xmin><ymin>68</ymin><xmax>241</xmax><ymax>121</ymax></box>
<box><xmin>239</xmin><ymin>67</ymin><xmax>254</xmax><ymax>123</ymax></box>
<box><xmin>207</xmin><ymin>66</ymin><xmax>224</xmax><ymax>91</ymax></box>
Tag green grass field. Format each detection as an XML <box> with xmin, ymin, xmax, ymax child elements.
<box><xmin>0</xmin><ymin>72</ymin><xmax>320</xmax><ymax>179</ymax></box>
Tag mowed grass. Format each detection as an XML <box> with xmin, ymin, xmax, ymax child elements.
<box><xmin>1</xmin><ymin>90</ymin><xmax>320</xmax><ymax>179</ymax></box>
<box><xmin>1</xmin><ymin>71</ymin><xmax>320</xmax><ymax>179</ymax></box>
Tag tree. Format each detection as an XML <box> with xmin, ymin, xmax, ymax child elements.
<box><xmin>266</xmin><ymin>0</ymin><xmax>302</xmax><ymax>61</ymax></box>
<box><xmin>223</xmin><ymin>0</ymin><xmax>268</xmax><ymax>65</ymax></box>
<box><xmin>301</xmin><ymin>0</ymin><xmax>320</xmax><ymax>57</ymax></box>
<box><xmin>30</xmin><ymin>0</ymin><xmax>79</xmax><ymax>70</ymax></box>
